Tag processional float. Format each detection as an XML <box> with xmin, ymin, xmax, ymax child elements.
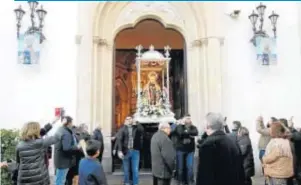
<box><xmin>133</xmin><ymin>44</ymin><xmax>176</xmax><ymax>123</ymax></box>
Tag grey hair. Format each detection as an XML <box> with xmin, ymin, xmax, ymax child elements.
<box><xmin>158</xmin><ymin>122</ymin><xmax>170</xmax><ymax>130</ymax></box>
<box><xmin>205</xmin><ymin>112</ymin><xmax>224</xmax><ymax>131</ymax></box>
<box><xmin>79</xmin><ymin>123</ymin><xmax>88</xmax><ymax>131</ymax></box>
<box><xmin>238</xmin><ymin>126</ymin><xmax>249</xmax><ymax>136</ymax></box>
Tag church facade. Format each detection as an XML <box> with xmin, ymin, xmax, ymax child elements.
<box><xmin>2</xmin><ymin>2</ymin><xmax>301</xmax><ymax>172</ymax></box>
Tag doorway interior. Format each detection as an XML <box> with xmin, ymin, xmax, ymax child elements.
<box><xmin>112</xmin><ymin>19</ymin><xmax>187</xmax><ymax>171</ymax></box>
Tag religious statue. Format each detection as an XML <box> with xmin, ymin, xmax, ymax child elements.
<box><xmin>134</xmin><ymin>44</ymin><xmax>175</xmax><ymax>123</ymax></box>
<box><xmin>142</xmin><ymin>71</ymin><xmax>162</xmax><ymax>106</ymax></box>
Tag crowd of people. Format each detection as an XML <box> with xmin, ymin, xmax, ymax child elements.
<box><xmin>1</xmin><ymin>115</ymin><xmax>106</xmax><ymax>185</ymax></box>
<box><xmin>1</xmin><ymin>113</ymin><xmax>301</xmax><ymax>185</ymax></box>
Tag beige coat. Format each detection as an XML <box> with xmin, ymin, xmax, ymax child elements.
<box><xmin>256</xmin><ymin>121</ymin><xmax>271</xmax><ymax>150</ymax></box>
<box><xmin>263</xmin><ymin>138</ymin><xmax>294</xmax><ymax>178</ymax></box>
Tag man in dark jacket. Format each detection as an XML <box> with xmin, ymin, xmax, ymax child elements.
<box><xmin>169</xmin><ymin>121</ymin><xmax>178</xmax><ymax>147</ymax></box>
<box><xmin>54</xmin><ymin>116</ymin><xmax>80</xmax><ymax>185</ymax></box>
<box><xmin>92</xmin><ymin>126</ymin><xmax>104</xmax><ymax>162</ymax></box>
<box><xmin>117</xmin><ymin>116</ymin><xmax>144</xmax><ymax>185</ymax></box>
<box><xmin>66</xmin><ymin>125</ymin><xmax>91</xmax><ymax>185</ymax></box>
<box><xmin>223</xmin><ymin>119</ymin><xmax>241</xmax><ymax>144</ymax></box>
<box><xmin>151</xmin><ymin>122</ymin><xmax>176</xmax><ymax>185</ymax></box>
<box><xmin>196</xmin><ymin>112</ymin><xmax>245</xmax><ymax>185</ymax></box>
<box><xmin>174</xmin><ymin>114</ymin><xmax>198</xmax><ymax>185</ymax></box>
<box><xmin>237</xmin><ymin>127</ymin><xmax>255</xmax><ymax>185</ymax></box>
<box><xmin>285</xmin><ymin>117</ymin><xmax>301</xmax><ymax>185</ymax></box>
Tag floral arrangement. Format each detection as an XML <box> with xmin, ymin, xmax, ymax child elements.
<box><xmin>137</xmin><ymin>91</ymin><xmax>172</xmax><ymax>117</ymax></box>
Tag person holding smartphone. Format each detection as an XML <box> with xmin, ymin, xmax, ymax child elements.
<box><xmin>174</xmin><ymin>114</ymin><xmax>198</xmax><ymax>185</ymax></box>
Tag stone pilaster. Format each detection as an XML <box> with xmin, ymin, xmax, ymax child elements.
<box><xmin>204</xmin><ymin>37</ymin><xmax>225</xmax><ymax>113</ymax></box>
<box><xmin>186</xmin><ymin>39</ymin><xmax>204</xmax><ymax>129</ymax></box>
<box><xmin>92</xmin><ymin>36</ymin><xmax>113</xmax><ymax>172</ymax></box>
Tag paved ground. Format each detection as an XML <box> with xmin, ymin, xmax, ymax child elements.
<box><xmin>50</xmin><ymin>174</ymin><xmax>265</xmax><ymax>185</ymax></box>
<box><xmin>106</xmin><ymin>174</ymin><xmax>265</xmax><ymax>185</ymax></box>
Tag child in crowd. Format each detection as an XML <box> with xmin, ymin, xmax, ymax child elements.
<box><xmin>79</xmin><ymin>139</ymin><xmax>107</xmax><ymax>185</ymax></box>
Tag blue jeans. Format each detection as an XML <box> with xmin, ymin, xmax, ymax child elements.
<box><xmin>55</xmin><ymin>168</ymin><xmax>69</xmax><ymax>185</ymax></box>
<box><xmin>123</xmin><ymin>150</ymin><xmax>140</xmax><ymax>185</ymax></box>
<box><xmin>176</xmin><ymin>151</ymin><xmax>194</xmax><ymax>183</ymax></box>
<box><xmin>259</xmin><ymin>149</ymin><xmax>265</xmax><ymax>161</ymax></box>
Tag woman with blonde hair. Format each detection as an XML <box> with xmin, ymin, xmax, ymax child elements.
<box><xmin>16</xmin><ymin>120</ymin><xmax>59</xmax><ymax>185</ymax></box>
<box><xmin>263</xmin><ymin>121</ymin><xmax>294</xmax><ymax>185</ymax></box>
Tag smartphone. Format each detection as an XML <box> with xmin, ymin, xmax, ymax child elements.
<box><xmin>224</xmin><ymin>117</ymin><xmax>227</xmax><ymax>122</ymax></box>
<box><xmin>55</xmin><ymin>108</ymin><xmax>62</xmax><ymax>117</ymax></box>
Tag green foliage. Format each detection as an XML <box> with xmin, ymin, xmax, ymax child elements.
<box><xmin>1</xmin><ymin>129</ymin><xmax>19</xmax><ymax>185</ymax></box>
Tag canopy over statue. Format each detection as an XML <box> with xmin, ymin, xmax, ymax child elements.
<box><xmin>134</xmin><ymin>45</ymin><xmax>176</xmax><ymax>123</ymax></box>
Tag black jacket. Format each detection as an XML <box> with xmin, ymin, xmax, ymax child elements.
<box><xmin>174</xmin><ymin>124</ymin><xmax>198</xmax><ymax>152</ymax></box>
<box><xmin>67</xmin><ymin>128</ymin><xmax>91</xmax><ymax>177</ymax></box>
<box><xmin>40</xmin><ymin>124</ymin><xmax>53</xmax><ymax>165</ymax></box>
<box><xmin>54</xmin><ymin>126</ymin><xmax>79</xmax><ymax>169</ymax></box>
<box><xmin>290</xmin><ymin>129</ymin><xmax>301</xmax><ymax>178</ymax></box>
<box><xmin>291</xmin><ymin>129</ymin><xmax>301</xmax><ymax>164</ymax></box>
<box><xmin>197</xmin><ymin>125</ymin><xmax>238</xmax><ymax>148</ymax></box>
<box><xmin>196</xmin><ymin>131</ymin><xmax>245</xmax><ymax>185</ymax></box>
<box><xmin>16</xmin><ymin>131</ymin><xmax>59</xmax><ymax>185</ymax></box>
<box><xmin>169</xmin><ymin>123</ymin><xmax>178</xmax><ymax>148</ymax></box>
<box><xmin>224</xmin><ymin>125</ymin><xmax>239</xmax><ymax>144</ymax></box>
<box><xmin>237</xmin><ymin>135</ymin><xmax>255</xmax><ymax>178</ymax></box>
<box><xmin>117</xmin><ymin>124</ymin><xmax>144</xmax><ymax>154</ymax></box>
<box><xmin>151</xmin><ymin>130</ymin><xmax>176</xmax><ymax>179</ymax></box>
<box><xmin>92</xmin><ymin>128</ymin><xmax>104</xmax><ymax>161</ymax></box>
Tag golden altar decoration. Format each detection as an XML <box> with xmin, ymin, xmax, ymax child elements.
<box><xmin>134</xmin><ymin>44</ymin><xmax>175</xmax><ymax>123</ymax></box>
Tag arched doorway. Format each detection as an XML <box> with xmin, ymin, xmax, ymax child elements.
<box><xmin>112</xmin><ymin>19</ymin><xmax>186</xmax><ymax>171</ymax></box>
<box><xmin>88</xmin><ymin>2</ymin><xmax>220</xmax><ymax>172</ymax></box>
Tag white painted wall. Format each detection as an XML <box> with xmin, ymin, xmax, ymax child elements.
<box><xmin>222</xmin><ymin>2</ymin><xmax>301</xmax><ymax>174</ymax></box>
<box><xmin>0</xmin><ymin>1</ymin><xmax>78</xmax><ymax>129</ymax></box>
<box><xmin>75</xmin><ymin>2</ymin><xmax>95</xmax><ymax>130</ymax></box>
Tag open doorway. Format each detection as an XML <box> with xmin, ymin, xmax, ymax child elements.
<box><xmin>112</xmin><ymin>19</ymin><xmax>187</xmax><ymax>171</ymax></box>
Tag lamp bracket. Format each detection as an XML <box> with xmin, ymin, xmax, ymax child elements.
<box><xmin>250</xmin><ymin>31</ymin><xmax>269</xmax><ymax>46</ymax></box>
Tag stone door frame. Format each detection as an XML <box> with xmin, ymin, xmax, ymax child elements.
<box><xmin>76</xmin><ymin>2</ymin><xmax>225</xmax><ymax>172</ymax></box>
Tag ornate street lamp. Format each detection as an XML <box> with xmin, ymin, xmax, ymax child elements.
<box><xmin>248</xmin><ymin>2</ymin><xmax>279</xmax><ymax>46</ymax></box>
<box><xmin>269</xmin><ymin>11</ymin><xmax>279</xmax><ymax>38</ymax></box>
<box><xmin>14</xmin><ymin>1</ymin><xmax>47</xmax><ymax>43</ymax></box>
<box><xmin>14</xmin><ymin>5</ymin><xmax>25</xmax><ymax>39</ymax></box>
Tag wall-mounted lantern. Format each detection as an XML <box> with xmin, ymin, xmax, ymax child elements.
<box><xmin>248</xmin><ymin>2</ymin><xmax>279</xmax><ymax>46</ymax></box>
<box><xmin>14</xmin><ymin>1</ymin><xmax>47</xmax><ymax>43</ymax></box>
